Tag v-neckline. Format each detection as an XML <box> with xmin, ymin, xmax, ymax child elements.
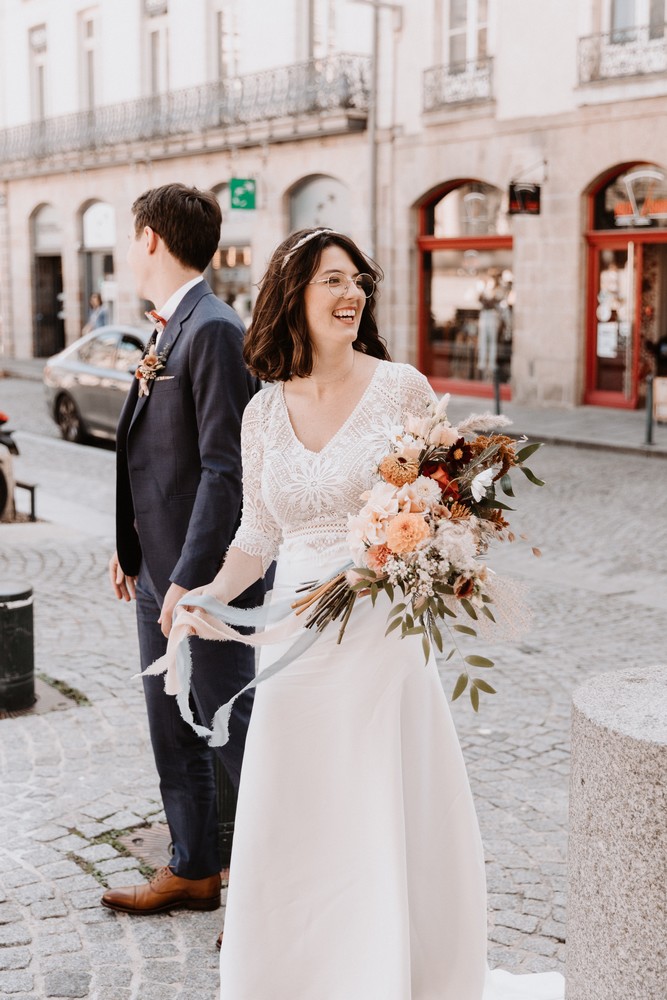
<box><xmin>280</xmin><ymin>360</ymin><xmax>385</xmax><ymax>456</ymax></box>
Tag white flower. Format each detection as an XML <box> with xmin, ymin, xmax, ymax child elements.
<box><xmin>404</xmin><ymin>414</ymin><xmax>432</xmax><ymax>440</ymax></box>
<box><xmin>471</xmin><ymin>467</ymin><xmax>496</xmax><ymax>502</ymax></box>
<box><xmin>396</xmin><ymin>475</ymin><xmax>442</xmax><ymax>511</ymax></box>
<box><xmin>428</xmin><ymin>423</ymin><xmax>460</xmax><ymax>448</ymax></box>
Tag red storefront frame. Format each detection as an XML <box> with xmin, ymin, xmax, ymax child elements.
<box><xmin>584</xmin><ymin>163</ymin><xmax>667</xmax><ymax>407</ymax></box>
<box><xmin>416</xmin><ymin>205</ymin><xmax>514</xmax><ymax>400</ymax></box>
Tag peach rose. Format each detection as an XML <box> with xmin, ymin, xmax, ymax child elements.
<box><xmin>385</xmin><ymin>512</ymin><xmax>431</xmax><ymax>554</ymax></box>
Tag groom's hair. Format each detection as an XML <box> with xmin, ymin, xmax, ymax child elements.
<box><xmin>131</xmin><ymin>183</ymin><xmax>221</xmax><ymax>273</ymax></box>
<box><xmin>245</xmin><ymin>229</ymin><xmax>391</xmax><ymax>382</ymax></box>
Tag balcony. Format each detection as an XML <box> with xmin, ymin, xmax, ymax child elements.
<box><xmin>579</xmin><ymin>24</ymin><xmax>667</xmax><ymax>84</ymax></box>
<box><xmin>0</xmin><ymin>54</ymin><xmax>370</xmax><ymax>170</ymax></box>
<box><xmin>423</xmin><ymin>57</ymin><xmax>493</xmax><ymax>112</ymax></box>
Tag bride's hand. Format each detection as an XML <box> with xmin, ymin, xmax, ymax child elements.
<box><xmin>177</xmin><ymin>583</ymin><xmax>227</xmax><ymax>616</ymax></box>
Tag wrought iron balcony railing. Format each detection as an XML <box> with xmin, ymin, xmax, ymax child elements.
<box><xmin>579</xmin><ymin>24</ymin><xmax>667</xmax><ymax>83</ymax></box>
<box><xmin>0</xmin><ymin>54</ymin><xmax>370</xmax><ymax>164</ymax></box>
<box><xmin>423</xmin><ymin>57</ymin><xmax>493</xmax><ymax>111</ymax></box>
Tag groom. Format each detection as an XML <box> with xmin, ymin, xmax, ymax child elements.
<box><xmin>104</xmin><ymin>183</ymin><xmax>262</xmax><ymax>915</ymax></box>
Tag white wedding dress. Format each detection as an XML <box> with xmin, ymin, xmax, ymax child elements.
<box><xmin>220</xmin><ymin>360</ymin><xmax>564</xmax><ymax>1000</ymax></box>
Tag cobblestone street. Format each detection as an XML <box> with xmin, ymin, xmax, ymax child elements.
<box><xmin>1</xmin><ymin>376</ymin><xmax>666</xmax><ymax>997</ymax></box>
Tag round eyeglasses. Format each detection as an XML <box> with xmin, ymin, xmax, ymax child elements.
<box><xmin>308</xmin><ymin>271</ymin><xmax>376</xmax><ymax>299</ymax></box>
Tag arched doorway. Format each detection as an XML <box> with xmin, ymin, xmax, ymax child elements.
<box><xmin>288</xmin><ymin>175</ymin><xmax>351</xmax><ymax>234</ymax></box>
<box><xmin>208</xmin><ymin>183</ymin><xmax>254</xmax><ymax>327</ymax></box>
<box><xmin>31</xmin><ymin>204</ymin><xmax>65</xmax><ymax>357</ymax></box>
<box><xmin>416</xmin><ymin>180</ymin><xmax>513</xmax><ymax>396</ymax></box>
<box><xmin>80</xmin><ymin>201</ymin><xmax>116</xmax><ymax>326</ymax></box>
<box><xmin>584</xmin><ymin>162</ymin><xmax>667</xmax><ymax>407</ymax></box>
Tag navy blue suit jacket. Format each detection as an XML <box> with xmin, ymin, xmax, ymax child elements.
<box><xmin>116</xmin><ymin>279</ymin><xmax>262</xmax><ymax>603</ymax></box>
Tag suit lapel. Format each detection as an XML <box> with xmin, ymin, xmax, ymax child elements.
<box><xmin>127</xmin><ymin>279</ymin><xmax>214</xmax><ymax>435</ymax></box>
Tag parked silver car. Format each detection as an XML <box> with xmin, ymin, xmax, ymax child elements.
<box><xmin>43</xmin><ymin>325</ymin><xmax>149</xmax><ymax>442</ymax></box>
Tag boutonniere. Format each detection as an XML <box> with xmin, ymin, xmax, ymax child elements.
<box><xmin>136</xmin><ymin>347</ymin><xmax>168</xmax><ymax>397</ymax></box>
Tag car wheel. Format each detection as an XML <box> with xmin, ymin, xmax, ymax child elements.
<box><xmin>55</xmin><ymin>394</ymin><xmax>86</xmax><ymax>443</ymax></box>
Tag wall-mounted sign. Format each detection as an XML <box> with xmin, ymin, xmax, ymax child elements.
<box><xmin>230</xmin><ymin>178</ymin><xmax>256</xmax><ymax>211</ymax></box>
<box><xmin>508</xmin><ymin>183</ymin><xmax>541</xmax><ymax>215</ymax></box>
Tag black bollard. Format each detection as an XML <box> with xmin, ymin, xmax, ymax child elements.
<box><xmin>493</xmin><ymin>365</ymin><xmax>502</xmax><ymax>416</ymax></box>
<box><xmin>215</xmin><ymin>759</ymin><xmax>238</xmax><ymax>868</ymax></box>
<box><xmin>645</xmin><ymin>374</ymin><xmax>655</xmax><ymax>446</ymax></box>
<box><xmin>0</xmin><ymin>582</ymin><xmax>35</xmax><ymax>711</ymax></box>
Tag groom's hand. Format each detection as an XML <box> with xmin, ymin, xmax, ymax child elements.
<box><xmin>159</xmin><ymin>582</ymin><xmax>188</xmax><ymax>638</ymax></box>
<box><xmin>109</xmin><ymin>551</ymin><xmax>136</xmax><ymax>601</ymax></box>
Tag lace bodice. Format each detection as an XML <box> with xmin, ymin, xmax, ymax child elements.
<box><xmin>232</xmin><ymin>361</ymin><xmax>437</xmax><ymax>570</ymax></box>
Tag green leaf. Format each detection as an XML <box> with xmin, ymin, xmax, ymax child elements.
<box><xmin>404</xmin><ymin>626</ymin><xmax>424</xmax><ymax>637</ymax></box>
<box><xmin>516</xmin><ymin>441</ymin><xmax>542</xmax><ymax>463</ymax></box>
<box><xmin>388</xmin><ymin>602</ymin><xmax>407</xmax><ymax>619</ymax></box>
<box><xmin>520</xmin><ymin>466</ymin><xmax>545</xmax><ymax>487</ymax></box>
<box><xmin>430</xmin><ymin>622</ymin><xmax>443</xmax><ymax>653</ymax></box>
<box><xmin>453</xmin><ymin>624</ymin><xmax>477</xmax><ymax>636</ymax></box>
<box><xmin>384</xmin><ymin>582</ymin><xmax>394</xmax><ymax>603</ymax></box>
<box><xmin>464</xmin><ymin>654</ymin><xmax>494</xmax><ymax>668</ymax></box>
<box><xmin>470</xmin><ymin>685</ymin><xmax>480</xmax><ymax>712</ymax></box>
<box><xmin>480</xmin><ymin>605</ymin><xmax>496</xmax><ymax>622</ymax></box>
<box><xmin>413</xmin><ymin>598</ymin><xmax>428</xmax><ymax>617</ymax></box>
<box><xmin>499</xmin><ymin>473</ymin><xmax>515</xmax><ymax>497</ymax></box>
<box><xmin>446</xmin><ymin>648</ymin><xmax>456</xmax><ymax>661</ymax></box>
<box><xmin>421</xmin><ymin>634</ymin><xmax>431</xmax><ymax>662</ymax></box>
<box><xmin>404</xmin><ymin>614</ymin><xmax>414</xmax><ymax>629</ymax></box>
<box><xmin>385</xmin><ymin>616</ymin><xmax>403</xmax><ymax>636</ymax></box>
<box><xmin>439</xmin><ymin>603</ymin><xmax>456</xmax><ymax>618</ymax></box>
<box><xmin>460</xmin><ymin>599</ymin><xmax>478</xmax><ymax>620</ymax></box>
<box><xmin>370</xmin><ymin>583</ymin><xmax>378</xmax><ymax>606</ymax></box>
<box><xmin>472</xmin><ymin>678</ymin><xmax>496</xmax><ymax>694</ymax></box>
<box><xmin>451</xmin><ymin>673</ymin><xmax>468</xmax><ymax>701</ymax></box>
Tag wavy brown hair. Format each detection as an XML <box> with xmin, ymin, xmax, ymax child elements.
<box><xmin>244</xmin><ymin>229</ymin><xmax>391</xmax><ymax>382</ymax></box>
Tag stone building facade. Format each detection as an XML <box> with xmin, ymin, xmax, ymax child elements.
<box><xmin>2</xmin><ymin>0</ymin><xmax>667</xmax><ymax>409</ymax></box>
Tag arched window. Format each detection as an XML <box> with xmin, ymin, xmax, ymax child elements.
<box><xmin>207</xmin><ymin>183</ymin><xmax>254</xmax><ymax>327</ymax></box>
<box><xmin>80</xmin><ymin>200</ymin><xmax>116</xmax><ymax>323</ymax></box>
<box><xmin>31</xmin><ymin>204</ymin><xmax>65</xmax><ymax>357</ymax></box>
<box><xmin>417</xmin><ymin>180</ymin><xmax>513</xmax><ymax>394</ymax></box>
<box><xmin>289</xmin><ymin>174</ymin><xmax>351</xmax><ymax>234</ymax></box>
<box><xmin>585</xmin><ymin>162</ymin><xmax>667</xmax><ymax>407</ymax></box>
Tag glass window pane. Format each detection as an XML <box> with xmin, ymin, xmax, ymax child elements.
<box><xmin>594</xmin><ymin>164</ymin><xmax>667</xmax><ymax>229</ymax></box>
<box><xmin>448</xmin><ymin>31</ymin><xmax>467</xmax><ymax>66</ymax></box>
<box><xmin>116</xmin><ymin>336</ymin><xmax>144</xmax><ymax>371</ymax></box>
<box><xmin>80</xmin><ymin>332</ymin><xmax>118</xmax><ymax>368</ymax></box>
<box><xmin>426</xmin><ymin>250</ymin><xmax>514</xmax><ymax>383</ymax></box>
<box><xmin>427</xmin><ymin>183</ymin><xmax>509</xmax><ymax>237</ymax></box>
<box><xmin>449</xmin><ymin>0</ymin><xmax>468</xmax><ymax>31</ymax></box>
<box><xmin>610</xmin><ymin>0</ymin><xmax>636</xmax><ymax>41</ymax></box>
<box><xmin>649</xmin><ymin>0</ymin><xmax>665</xmax><ymax>37</ymax></box>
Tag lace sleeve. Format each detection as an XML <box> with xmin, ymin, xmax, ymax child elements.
<box><xmin>398</xmin><ymin>364</ymin><xmax>438</xmax><ymax>419</ymax></box>
<box><xmin>230</xmin><ymin>392</ymin><xmax>282</xmax><ymax>573</ymax></box>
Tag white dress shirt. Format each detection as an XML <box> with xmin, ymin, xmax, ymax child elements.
<box><xmin>155</xmin><ymin>275</ymin><xmax>204</xmax><ymax>348</ymax></box>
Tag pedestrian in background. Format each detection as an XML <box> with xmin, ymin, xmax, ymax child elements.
<box><xmin>104</xmin><ymin>183</ymin><xmax>264</xmax><ymax>921</ymax></box>
<box><xmin>82</xmin><ymin>292</ymin><xmax>108</xmax><ymax>334</ymax></box>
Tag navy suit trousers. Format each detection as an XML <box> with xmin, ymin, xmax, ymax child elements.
<box><xmin>136</xmin><ymin>562</ymin><xmax>255</xmax><ymax>879</ymax></box>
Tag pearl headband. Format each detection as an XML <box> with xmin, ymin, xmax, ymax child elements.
<box><xmin>281</xmin><ymin>228</ymin><xmax>335</xmax><ymax>269</ymax></box>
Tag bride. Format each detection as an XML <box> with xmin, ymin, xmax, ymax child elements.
<box><xmin>177</xmin><ymin>228</ymin><xmax>565</xmax><ymax>999</ymax></box>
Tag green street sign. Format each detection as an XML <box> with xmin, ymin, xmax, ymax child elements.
<box><xmin>230</xmin><ymin>178</ymin><xmax>256</xmax><ymax>210</ymax></box>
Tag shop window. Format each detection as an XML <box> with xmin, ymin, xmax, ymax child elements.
<box><xmin>594</xmin><ymin>164</ymin><xmax>667</xmax><ymax>230</ymax></box>
<box><xmin>418</xmin><ymin>181</ymin><xmax>513</xmax><ymax>390</ymax></box>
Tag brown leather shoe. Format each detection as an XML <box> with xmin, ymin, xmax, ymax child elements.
<box><xmin>101</xmin><ymin>866</ymin><xmax>221</xmax><ymax>915</ymax></box>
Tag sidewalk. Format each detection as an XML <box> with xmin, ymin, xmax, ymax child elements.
<box><xmin>3</xmin><ymin>355</ymin><xmax>665</xmax><ymax>457</ymax></box>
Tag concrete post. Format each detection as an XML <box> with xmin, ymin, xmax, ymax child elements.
<box><xmin>567</xmin><ymin>665</ymin><xmax>667</xmax><ymax>999</ymax></box>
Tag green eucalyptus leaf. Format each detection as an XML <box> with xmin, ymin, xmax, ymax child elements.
<box><xmin>388</xmin><ymin>602</ymin><xmax>407</xmax><ymax>618</ymax></box>
<box><xmin>472</xmin><ymin>678</ymin><xmax>496</xmax><ymax>694</ymax></box>
<box><xmin>421</xmin><ymin>634</ymin><xmax>431</xmax><ymax>661</ymax></box>
<box><xmin>499</xmin><ymin>473</ymin><xmax>515</xmax><ymax>497</ymax></box>
<box><xmin>515</xmin><ymin>441</ymin><xmax>542</xmax><ymax>463</ymax></box>
<box><xmin>481</xmin><ymin>605</ymin><xmax>496</xmax><ymax>622</ymax></box>
<box><xmin>430</xmin><ymin>622</ymin><xmax>444</xmax><ymax>652</ymax></box>
<box><xmin>384</xmin><ymin>582</ymin><xmax>394</xmax><ymax>603</ymax></box>
<box><xmin>520</xmin><ymin>466</ymin><xmax>545</xmax><ymax>487</ymax></box>
<box><xmin>451</xmin><ymin>673</ymin><xmax>468</xmax><ymax>701</ymax></box>
<box><xmin>460</xmin><ymin>599</ymin><xmax>478</xmax><ymax>620</ymax></box>
<box><xmin>446</xmin><ymin>648</ymin><xmax>456</xmax><ymax>661</ymax></box>
<box><xmin>453</xmin><ymin>624</ymin><xmax>477</xmax><ymax>636</ymax></box>
<box><xmin>470</xmin><ymin>685</ymin><xmax>480</xmax><ymax>712</ymax></box>
<box><xmin>404</xmin><ymin>626</ymin><xmax>424</xmax><ymax>637</ymax></box>
<box><xmin>464</xmin><ymin>654</ymin><xmax>494</xmax><ymax>668</ymax></box>
<box><xmin>385</xmin><ymin>616</ymin><xmax>403</xmax><ymax>636</ymax></box>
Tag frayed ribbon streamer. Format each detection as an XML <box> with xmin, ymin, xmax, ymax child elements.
<box><xmin>140</xmin><ymin>570</ymin><xmax>349</xmax><ymax>747</ymax></box>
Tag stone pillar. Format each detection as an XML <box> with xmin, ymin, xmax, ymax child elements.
<box><xmin>567</xmin><ymin>665</ymin><xmax>667</xmax><ymax>1000</ymax></box>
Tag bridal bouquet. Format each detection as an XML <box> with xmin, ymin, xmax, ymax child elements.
<box><xmin>293</xmin><ymin>395</ymin><xmax>544</xmax><ymax>711</ymax></box>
